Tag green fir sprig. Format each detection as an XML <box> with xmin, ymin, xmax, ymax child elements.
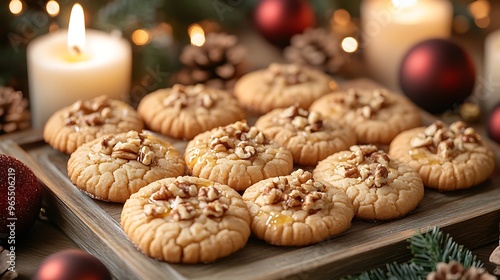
<box><xmin>344</xmin><ymin>227</ymin><xmax>483</xmax><ymax>280</ymax></box>
<box><xmin>96</xmin><ymin>0</ymin><xmax>163</xmax><ymax>32</ymax></box>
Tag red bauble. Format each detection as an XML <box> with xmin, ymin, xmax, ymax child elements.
<box><xmin>33</xmin><ymin>249</ymin><xmax>111</xmax><ymax>280</ymax></box>
<box><xmin>253</xmin><ymin>0</ymin><xmax>316</xmax><ymax>48</ymax></box>
<box><xmin>0</xmin><ymin>154</ymin><xmax>42</xmax><ymax>244</ymax></box>
<box><xmin>488</xmin><ymin>104</ymin><xmax>500</xmax><ymax>144</ymax></box>
<box><xmin>399</xmin><ymin>39</ymin><xmax>476</xmax><ymax>114</ymax></box>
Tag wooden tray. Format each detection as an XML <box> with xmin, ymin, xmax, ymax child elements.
<box><xmin>1</xmin><ymin>81</ymin><xmax>500</xmax><ymax>279</ymax></box>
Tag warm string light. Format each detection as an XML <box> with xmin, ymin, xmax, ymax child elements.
<box><xmin>46</xmin><ymin>0</ymin><xmax>60</xmax><ymax>17</ymax></box>
<box><xmin>188</xmin><ymin>24</ymin><xmax>205</xmax><ymax>47</ymax></box>
<box><xmin>131</xmin><ymin>29</ymin><xmax>151</xmax><ymax>46</ymax></box>
<box><xmin>468</xmin><ymin>0</ymin><xmax>490</xmax><ymax>29</ymax></box>
<box><xmin>341</xmin><ymin>37</ymin><xmax>359</xmax><ymax>53</ymax></box>
<box><xmin>391</xmin><ymin>0</ymin><xmax>417</xmax><ymax>10</ymax></box>
<box><xmin>9</xmin><ymin>0</ymin><xmax>23</xmax><ymax>15</ymax></box>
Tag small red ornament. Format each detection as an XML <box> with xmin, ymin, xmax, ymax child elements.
<box><xmin>399</xmin><ymin>39</ymin><xmax>476</xmax><ymax>114</ymax></box>
<box><xmin>488</xmin><ymin>104</ymin><xmax>500</xmax><ymax>144</ymax></box>
<box><xmin>253</xmin><ymin>0</ymin><xmax>316</xmax><ymax>48</ymax></box>
<box><xmin>0</xmin><ymin>154</ymin><xmax>42</xmax><ymax>244</ymax></box>
<box><xmin>33</xmin><ymin>249</ymin><xmax>111</xmax><ymax>280</ymax></box>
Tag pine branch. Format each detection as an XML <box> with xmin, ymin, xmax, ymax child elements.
<box><xmin>409</xmin><ymin>227</ymin><xmax>483</xmax><ymax>273</ymax></box>
<box><xmin>343</xmin><ymin>227</ymin><xmax>484</xmax><ymax>280</ymax></box>
<box><xmin>96</xmin><ymin>0</ymin><xmax>163</xmax><ymax>32</ymax></box>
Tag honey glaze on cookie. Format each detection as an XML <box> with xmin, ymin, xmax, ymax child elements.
<box><xmin>121</xmin><ymin>176</ymin><xmax>251</xmax><ymax>263</ymax></box>
<box><xmin>242</xmin><ymin>169</ymin><xmax>354</xmax><ymax>246</ymax></box>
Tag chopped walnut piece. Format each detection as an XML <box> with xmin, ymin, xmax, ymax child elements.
<box><xmin>410</xmin><ymin>121</ymin><xmax>481</xmax><ymax>159</ymax></box>
<box><xmin>163</xmin><ymin>84</ymin><xmax>216</xmax><ymax>109</ymax></box>
<box><xmin>265</xmin><ymin>63</ymin><xmax>308</xmax><ymax>85</ymax></box>
<box><xmin>278</xmin><ymin>105</ymin><xmax>325</xmax><ymax>133</ymax></box>
<box><xmin>209</xmin><ymin>122</ymin><xmax>269</xmax><ymax>160</ymax></box>
<box><xmin>105</xmin><ymin>132</ymin><xmax>157</xmax><ymax>165</ymax></box>
<box><xmin>331</xmin><ymin>89</ymin><xmax>388</xmax><ymax>118</ymax></box>
<box><xmin>335</xmin><ymin>145</ymin><xmax>391</xmax><ymax>188</ymax></box>
<box><xmin>64</xmin><ymin>96</ymin><xmax>112</xmax><ymax>127</ymax></box>
<box><xmin>145</xmin><ymin>180</ymin><xmax>230</xmax><ymax>220</ymax></box>
<box><xmin>260</xmin><ymin>170</ymin><xmax>328</xmax><ymax>213</ymax></box>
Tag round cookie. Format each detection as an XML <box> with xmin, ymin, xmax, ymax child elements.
<box><xmin>234</xmin><ymin>63</ymin><xmax>336</xmax><ymax>114</ymax></box>
<box><xmin>121</xmin><ymin>176</ymin><xmax>251</xmax><ymax>263</ymax></box>
<box><xmin>184</xmin><ymin>121</ymin><xmax>293</xmax><ymax>191</ymax></box>
<box><xmin>67</xmin><ymin>130</ymin><xmax>185</xmax><ymax>203</ymax></box>
<box><xmin>389</xmin><ymin>121</ymin><xmax>495</xmax><ymax>191</ymax></box>
<box><xmin>242</xmin><ymin>169</ymin><xmax>353</xmax><ymax>246</ymax></box>
<box><xmin>44</xmin><ymin>95</ymin><xmax>144</xmax><ymax>154</ymax></box>
<box><xmin>255</xmin><ymin>105</ymin><xmax>356</xmax><ymax>166</ymax></box>
<box><xmin>138</xmin><ymin>84</ymin><xmax>245</xmax><ymax>140</ymax></box>
<box><xmin>309</xmin><ymin>88</ymin><xmax>422</xmax><ymax>145</ymax></box>
<box><xmin>314</xmin><ymin>145</ymin><xmax>424</xmax><ymax>221</ymax></box>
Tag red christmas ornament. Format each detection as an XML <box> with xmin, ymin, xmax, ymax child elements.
<box><xmin>399</xmin><ymin>39</ymin><xmax>476</xmax><ymax>114</ymax></box>
<box><xmin>253</xmin><ymin>0</ymin><xmax>316</xmax><ymax>48</ymax></box>
<box><xmin>33</xmin><ymin>249</ymin><xmax>111</xmax><ymax>280</ymax></box>
<box><xmin>488</xmin><ymin>104</ymin><xmax>500</xmax><ymax>144</ymax></box>
<box><xmin>0</xmin><ymin>154</ymin><xmax>42</xmax><ymax>244</ymax></box>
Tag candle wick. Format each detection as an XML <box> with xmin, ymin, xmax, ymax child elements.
<box><xmin>72</xmin><ymin>45</ymin><xmax>81</xmax><ymax>55</ymax></box>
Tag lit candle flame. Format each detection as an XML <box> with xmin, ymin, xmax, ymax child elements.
<box><xmin>189</xmin><ymin>24</ymin><xmax>205</xmax><ymax>47</ymax></box>
<box><xmin>392</xmin><ymin>0</ymin><xmax>417</xmax><ymax>9</ymax></box>
<box><xmin>68</xmin><ymin>3</ymin><xmax>86</xmax><ymax>56</ymax></box>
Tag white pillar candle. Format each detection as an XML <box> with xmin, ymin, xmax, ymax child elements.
<box><xmin>361</xmin><ymin>0</ymin><xmax>452</xmax><ymax>90</ymax></box>
<box><xmin>27</xmin><ymin>4</ymin><xmax>131</xmax><ymax>129</ymax></box>
<box><xmin>484</xmin><ymin>30</ymin><xmax>500</xmax><ymax>113</ymax></box>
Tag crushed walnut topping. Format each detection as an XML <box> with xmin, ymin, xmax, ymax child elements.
<box><xmin>410</xmin><ymin>121</ymin><xmax>481</xmax><ymax>159</ymax></box>
<box><xmin>163</xmin><ymin>84</ymin><xmax>216</xmax><ymax>109</ymax></box>
<box><xmin>334</xmin><ymin>145</ymin><xmax>390</xmax><ymax>188</ymax></box>
<box><xmin>264</xmin><ymin>63</ymin><xmax>309</xmax><ymax>85</ymax></box>
<box><xmin>64</xmin><ymin>96</ymin><xmax>112</xmax><ymax>126</ymax></box>
<box><xmin>144</xmin><ymin>178</ymin><xmax>230</xmax><ymax>221</ymax></box>
<box><xmin>259</xmin><ymin>169</ymin><xmax>327</xmax><ymax>214</ymax></box>
<box><xmin>277</xmin><ymin>105</ymin><xmax>324</xmax><ymax>133</ymax></box>
<box><xmin>209</xmin><ymin>121</ymin><xmax>267</xmax><ymax>159</ymax></box>
<box><xmin>330</xmin><ymin>89</ymin><xmax>388</xmax><ymax>119</ymax></box>
<box><xmin>102</xmin><ymin>131</ymin><xmax>156</xmax><ymax>165</ymax></box>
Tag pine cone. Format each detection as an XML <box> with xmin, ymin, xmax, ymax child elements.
<box><xmin>176</xmin><ymin>32</ymin><xmax>247</xmax><ymax>91</ymax></box>
<box><xmin>427</xmin><ymin>261</ymin><xmax>496</xmax><ymax>280</ymax></box>
<box><xmin>0</xmin><ymin>87</ymin><xmax>31</xmax><ymax>135</ymax></box>
<box><xmin>0</xmin><ymin>246</ymin><xmax>18</xmax><ymax>280</ymax></box>
<box><xmin>284</xmin><ymin>27</ymin><xmax>345</xmax><ymax>74</ymax></box>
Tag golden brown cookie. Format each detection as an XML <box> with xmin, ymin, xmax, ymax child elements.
<box><xmin>389</xmin><ymin>121</ymin><xmax>495</xmax><ymax>191</ymax></box>
<box><xmin>121</xmin><ymin>176</ymin><xmax>251</xmax><ymax>263</ymax></box>
<box><xmin>314</xmin><ymin>145</ymin><xmax>424</xmax><ymax>221</ymax></box>
<box><xmin>234</xmin><ymin>63</ymin><xmax>336</xmax><ymax>114</ymax></box>
<box><xmin>184</xmin><ymin>121</ymin><xmax>293</xmax><ymax>191</ymax></box>
<box><xmin>309</xmin><ymin>88</ymin><xmax>422</xmax><ymax>145</ymax></box>
<box><xmin>43</xmin><ymin>95</ymin><xmax>144</xmax><ymax>154</ymax></box>
<box><xmin>137</xmin><ymin>84</ymin><xmax>245</xmax><ymax>140</ymax></box>
<box><xmin>67</xmin><ymin>130</ymin><xmax>185</xmax><ymax>203</ymax></box>
<box><xmin>242</xmin><ymin>169</ymin><xmax>353</xmax><ymax>246</ymax></box>
<box><xmin>255</xmin><ymin>105</ymin><xmax>356</xmax><ymax>166</ymax></box>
